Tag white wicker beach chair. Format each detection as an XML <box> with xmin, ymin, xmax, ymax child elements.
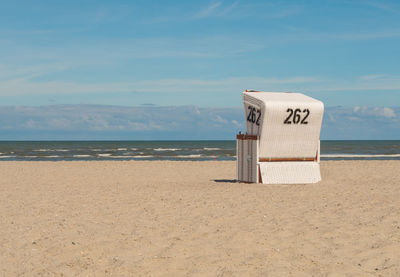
<box><xmin>237</xmin><ymin>90</ymin><xmax>324</xmax><ymax>184</ymax></box>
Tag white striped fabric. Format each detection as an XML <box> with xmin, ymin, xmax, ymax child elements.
<box><xmin>259</xmin><ymin>162</ymin><xmax>321</xmax><ymax>184</ymax></box>
<box><xmin>243</xmin><ymin>92</ymin><xmax>324</xmax><ymax>159</ymax></box>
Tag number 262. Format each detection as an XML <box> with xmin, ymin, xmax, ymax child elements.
<box><xmin>284</xmin><ymin>108</ymin><xmax>310</xmax><ymax>124</ymax></box>
<box><xmin>247</xmin><ymin>106</ymin><xmax>261</xmax><ymax>126</ymax></box>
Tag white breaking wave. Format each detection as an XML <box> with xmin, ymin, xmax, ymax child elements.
<box><xmin>98</xmin><ymin>153</ymin><xmax>112</xmax><ymax>157</ymax></box>
<box><xmin>0</xmin><ymin>156</ymin><xmax>15</xmax><ymax>158</ymax></box>
<box><xmin>33</xmin><ymin>149</ymin><xmax>69</xmax><ymax>152</ymax></box>
<box><xmin>92</xmin><ymin>148</ymin><xmax>123</xmax><ymax>151</ymax></box>
<box><xmin>73</xmin><ymin>155</ymin><xmax>92</xmax><ymax>158</ymax></box>
<box><xmin>203</xmin><ymin>147</ymin><xmax>221</xmax><ymax>150</ymax></box>
<box><xmin>175</xmin><ymin>154</ymin><xmax>203</xmax><ymax>158</ymax></box>
<box><xmin>154</xmin><ymin>148</ymin><xmax>181</xmax><ymax>151</ymax></box>
<box><xmin>24</xmin><ymin>155</ymin><xmax>60</xmax><ymax>158</ymax></box>
<box><xmin>321</xmin><ymin>154</ymin><xmax>400</xmax><ymax>158</ymax></box>
<box><xmin>109</xmin><ymin>155</ymin><xmax>154</xmax><ymax>158</ymax></box>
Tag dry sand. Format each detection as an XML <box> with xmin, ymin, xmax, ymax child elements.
<box><xmin>0</xmin><ymin>161</ymin><xmax>399</xmax><ymax>276</ymax></box>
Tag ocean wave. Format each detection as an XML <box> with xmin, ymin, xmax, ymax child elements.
<box><xmin>108</xmin><ymin>155</ymin><xmax>154</xmax><ymax>158</ymax></box>
<box><xmin>73</xmin><ymin>155</ymin><xmax>92</xmax><ymax>158</ymax></box>
<box><xmin>98</xmin><ymin>153</ymin><xmax>112</xmax><ymax>157</ymax></box>
<box><xmin>321</xmin><ymin>154</ymin><xmax>400</xmax><ymax>158</ymax></box>
<box><xmin>203</xmin><ymin>147</ymin><xmax>221</xmax><ymax>150</ymax></box>
<box><xmin>32</xmin><ymin>149</ymin><xmax>69</xmax><ymax>152</ymax></box>
<box><xmin>175</xmin><ymin>154</ymin><xmax>203</xmax><ymax>158</ymax></box>
<box><xmin>11</xmin><ymin>155</ymin><xmax>61</xmax><ymax>158</ymax></box>
<box><xmin>93</xmin><ymin>148</ymin><xmax>129</xmax><ymax>152</ymax></box>
<box><xmin>153</xmin><ymin>148</ymin><xmax>181</xmax><ymax>151</ymax></box>
<box><xmin>0</xmin><ymin>156</ymin><xmax>15</xmax><ymax>158</ymax></box>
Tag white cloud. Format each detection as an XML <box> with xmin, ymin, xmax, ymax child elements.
<box><xmin>339</xmin><ymin>106</ymin><xmax>397</xmax><ymax>119</ymax></box>
<box><xmin>362</xmin><ymin>1</ymin><xmax>400</xmax><ymax>14</ymax></box>
<box><xmin>146</xmin><ymin>1</ymin><xmax>238</xmax><ymax>23</ymax></box>
<box><xmin>193</xmin><ymin>2</ymin><xmax>223</xmax><ymax>19</ymax></box>
<box><xmin>0</xmin><ymin>63</ymin><xmax>70</xmax><ymax>81</ymax></box>
<box><xmin>274</xmin><ymin>29</ymin><xmax>400</xmax><ymax>43</ymax></box>
<box><xmin>359</xmin><ymin>74</ymin><xmax>385</xmax><ymax>80</ymax></box>
<box><xmin>309</xmin><ymin>75</ymin><xmax>400</xmax><ymax>92</ymax></box>
<box><xmin>332</xmin><ymin>30</ymin><xmax>400</xmax><ymax>40</ymax></box>
<box><xmin>231</xmin><ymin>119</ymin><xmax>241</xmax><ymax>128</ymax></box>
<box><xmin>1</xmin><ymin>64</ymin><xmax>400</xmax><ymax>98</ymax></box>
<box><xmin>381</xmin><ymin>107</ymin><xmax>396</xmax><ymax>118</ymax></box>
<box><xmin>214</xmin><ymin>115</ymin><xmax>228</xmax><ymax>124</ymax></box>
<box><xmin>147</xmin><ymin>1</ymin><xmax>297</xmax><ymax>23</ymax></box>
<box><xmin>0</xmin><ymin>105</ymin><xmax>245</xmax><ymax>138</ymax></box>
<box><xmin>0</xmin><ymin>35</ymin><xmax>265</xmax><ymax>67</ymax></box>
<box><xmin>0</xmin><ymin>105</ymin><xmax>398</xmax><ymax>140</ymax></box>
<box><xmin>347</xmin><ymin>116</ymin><xmax>362</xmax><ymax>121</ymax></box>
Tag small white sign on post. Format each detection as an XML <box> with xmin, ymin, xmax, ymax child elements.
<box><xmin>237</xmin><ymin>90</ymin><xmax>324</xmax><ymax>184</ymax></box>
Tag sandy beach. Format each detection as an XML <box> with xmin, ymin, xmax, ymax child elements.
<box><xmin>0</xmin><ymin>160</ymin><xmax>399</xmax><ymax>276</ymax></box>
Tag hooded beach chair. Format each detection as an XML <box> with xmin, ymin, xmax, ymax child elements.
<box><xmin>237</xmin><ymin>90</ymin><xmax>324</xmax><ymax>184</ymax></box>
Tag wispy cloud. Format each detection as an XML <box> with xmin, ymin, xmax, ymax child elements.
<box><xmin>0</xmin><ymin>63</ymin><xmax>70</xmax><ymax>81</ymax></box>
<box><xmin>331</xmin><ymin>30</ymin><xmax>400</xmax><ymax>40</ymax></box>
<box><xmin>0</xmin><ymin>35</ymin><xmax>264</xmax><ymax>66</ymax></box>
<box><xmin>193</xmin><ymin>1</ymin><xmax>223</xmax><ymax>19</ymax></box>
<box><xmin>191</xmin><ymin>1</ymin><xmax>241</xmax><ymax>19</ymax></box>
<box><xmin>362</xmin><ymin>1</ymin><xmax>400</xmax><ymax>14</ymax></box>
<box><xmin>311</xmin><ymin>74</ymin><xmax>400</xmax><ymax>92</ymax></box>
<box><xmin>1</xmin><ymin>61</ymin><xmax>400</xmax><ymax>97</ymax></box>
<box><xmin>273</xmin><ymin>29</ymin><xmax>400</xmax><ymax>44</ymax></box>
<box><xmin>0</xmin><ymin>75</ymin><xmax>320</xmax><ymax>96</ymax></box>
<box><xmin>359</xmin><ymin>74</ymin><xmax>385</xmax><ymax>80</ymax></box>
<box><xmin>146</xmin><ymin>1</ymin><xmax>239</xmax><ymax>23</ymax></box>
<box><xmin>147</xmin><ymin>1</ymin><xmax>298</xmax><ymax>23</ymax></box>
<box><xmin>0</xmin><ymin>29</ymin><xmax>56</xmax><ymax>36</ymax></box>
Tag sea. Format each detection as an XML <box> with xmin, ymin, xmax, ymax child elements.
<box><xmin>0</xmin><ymin>140</ymin><xmax>399</xmax><ymax>161</ymax></box>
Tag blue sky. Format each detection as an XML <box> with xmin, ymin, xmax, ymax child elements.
<box><xmin>1</xmin><ymin>0</ymin><xmax>400</xmax><ymax>107</ymax></box>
